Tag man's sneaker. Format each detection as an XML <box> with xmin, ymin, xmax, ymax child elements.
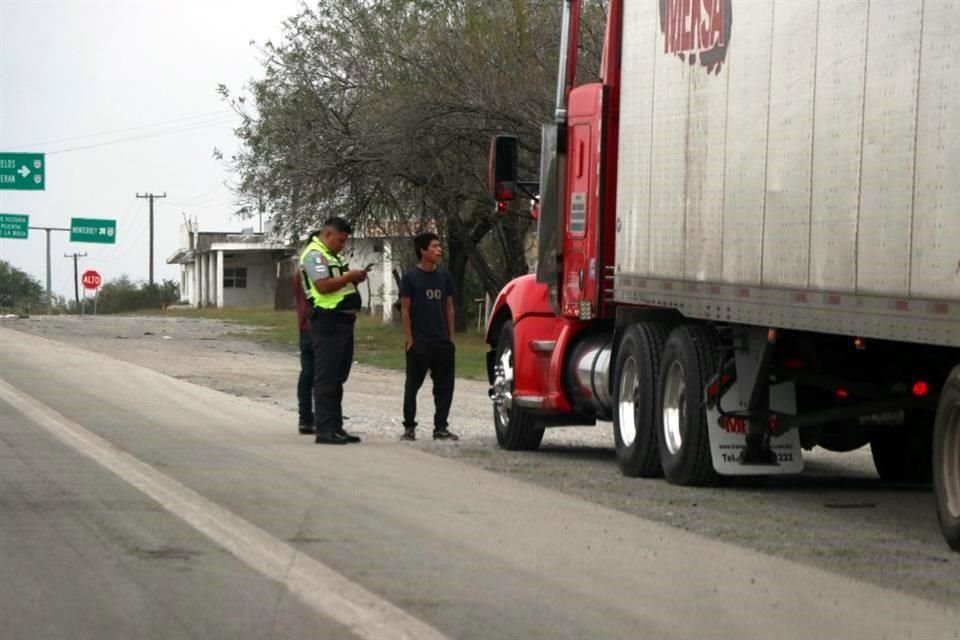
<box><xmin>298</xmin><ymin>422</ymin><xmax>315</xmax><ymax>435</ymax></box>
<box><xmin>401</xmin><ymin>428</ymin><xmax>416</xmax><ymax>442</ymax></box>
<box><xmin>433</xmin><ymin>429</ymin><xmax>459</xmax><ymax>441</ymax></box>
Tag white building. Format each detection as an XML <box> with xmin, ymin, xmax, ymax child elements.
<box><xmin>166</xmin><ymin>223</ymin><xmax>292</xmax><ymax>308</ymax></box>
<box><xmin>167</xmin><ymin>221</ymin><xmax>414</xmax><ymax>319</ymax></box>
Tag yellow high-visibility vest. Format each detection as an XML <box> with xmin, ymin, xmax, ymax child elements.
<box><xmin>298</xmin><ymin>238</ymin><xmax>359</xmax><ymax>311</ymax></box>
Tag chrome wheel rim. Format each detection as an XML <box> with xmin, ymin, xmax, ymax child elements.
<box><xmin>617</xmin><ymin>356</ymin><xmax>639</xmax><ymax>447</ymax></box>
<box><xmin>945</xmin><ymin>403</ymin><xmax>960</xmax><ymax>519</ymax></box>
<box><xmin>662</xmin><ymin>360</ymin><xmax>686</xmax><ymax>455</ymax></box>
<box><xmin>493</xmin><ymin>346</ymin><xmax>514</xmax><ymax>425</ymax></box>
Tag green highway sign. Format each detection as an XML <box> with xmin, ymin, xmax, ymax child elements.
<box><xmin>0</xmin><ymin>213</ymin><xmax>29</xmax><ymax>239</ymax></box>
<box><xmin>70</xmin><ymin>217</ymin><xmax>116</xmax><ymax>244</ymax></box>
<box><xmin>0</xmin><ymin>153</ymin><xmax>45</xmax><ymax>190</ymax></box>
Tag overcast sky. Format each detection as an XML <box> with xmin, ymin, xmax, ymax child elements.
<box><xmin>0</xmin><ymin>0</ymin><xmax>300</xmax><ymax>300</ymax></box>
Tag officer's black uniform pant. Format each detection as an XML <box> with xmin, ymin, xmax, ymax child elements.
<box><xmin>402</xmin><ymin>340</ymin><xmax>455</xmax><ymax>431</ymax></box>
<box><xmin>297</xmin><ymin>329</ymin><xmax>314</xmax><ymax>425</ymax></box>
<box><xmin>311</xmin><ymin>312</ymin><xmax>355</xmax><ymax>435</ymax></box>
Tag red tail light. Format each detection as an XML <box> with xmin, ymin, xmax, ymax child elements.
<box><xmin>835</xmin><ymin>387</ymin><xmax>850</xmax><ymax>400</ymax></box>
<box><xmin>912</xmin><ymin>380</ymin><xmax>930</xmax><ymax>398</ymax></box>
<box><xmin>707</xmin><ymin>374</ymin><xmax>732</xmax><ymax>398</ymax></box>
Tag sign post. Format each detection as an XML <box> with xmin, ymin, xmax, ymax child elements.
<box><xmin>70</xmin><ymin>218</ymin><xmax>116</xmax><ymax>244</ymax></box>
<box><xmin>81</xmin><ymin>270</ymin><xmax>101</xmax><ymax>316</ymax></box>
<box><xmin>0</xmin><ymin>213</ymin><xmax>29</xmax><ymax>239</ymax></box>
<box><xmin>0</xmin><ymin>153</ymin><xmax>45</xmax><ymax>190</ymax></box>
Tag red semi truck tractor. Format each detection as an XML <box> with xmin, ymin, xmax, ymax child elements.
<box><xmin>484</xmin><ymin>0</ymin><xmax>960</xmax><ymax>550</ymax></box>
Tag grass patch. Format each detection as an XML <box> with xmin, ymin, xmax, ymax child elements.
<box><xmin>150</xmin><ymin>306</ymin><xmax>490</xmax><ymax>380</ymax></box>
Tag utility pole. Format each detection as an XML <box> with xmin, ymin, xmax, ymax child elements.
<box><xmin>136</xmin><ymin>192</ymin><xmax>167</xmax><ymax>284</ymax></box>
<box><xmin>28</xmin><ymin>225</ymin><xmax>69</xmax><ymax>310</ymax></box>
<box><xmin>64</xmin><ymin>251</ymin><xmax>87</xmax><ymax>312</ymax></box>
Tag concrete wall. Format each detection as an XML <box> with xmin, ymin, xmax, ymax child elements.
<box><xmin>221</xmin><ymin>252</ymin><xmax>277</xmax><ymax>307</ymax></box>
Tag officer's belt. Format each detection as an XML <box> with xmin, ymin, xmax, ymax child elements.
<box><xmin>311</xmin><ymin>308</ymin><xmax>358</xmax><ymax>321</ymax></box>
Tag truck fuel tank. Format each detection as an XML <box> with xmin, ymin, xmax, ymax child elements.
<box><xmin>566</xmin><ymin>333</ymin><xmax>614</xmax><ymax>419</ymax></box>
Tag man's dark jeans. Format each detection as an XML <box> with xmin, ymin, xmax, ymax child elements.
<box><xmin>402</xmin><ymin>340</ymin><xmax>455</xmax><ymax>431</ymax></box>
<box><xmin>311</xmin><ymin>311</ymin><xmax>355</xmax><ymax>435</ymax></box>
<box><xmin>298</xmin><ymin>329</ymin><xmax>314</xmax><ymax>425</ymax></box>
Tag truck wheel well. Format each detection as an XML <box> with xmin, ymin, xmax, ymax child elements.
<box><xmin>487</xmin><ymin>307</ymin><xmax>512</xmax><ymax>347</ymax></box>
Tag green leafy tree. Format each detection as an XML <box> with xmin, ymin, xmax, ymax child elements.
<box><xmin>0</xmin><ymin>260</ymin><xmax>45</xmax><ymax>313</ymax></box>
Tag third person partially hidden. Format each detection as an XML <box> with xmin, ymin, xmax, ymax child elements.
<box><xmin>400</xmin><ymin>232</ymin><xmax>459</xmax><ymax>442</ymax></box>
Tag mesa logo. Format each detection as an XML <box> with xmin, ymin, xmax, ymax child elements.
<box><xmin>659</xmin><ymin>0</ymin><xmax>732</xmax><ymax>75</ymax></box>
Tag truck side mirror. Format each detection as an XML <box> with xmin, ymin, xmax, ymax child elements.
<box><xmin>488</xmin><ymin>135</ymin><xmax>519</xmax><ymax>202</ymax></box>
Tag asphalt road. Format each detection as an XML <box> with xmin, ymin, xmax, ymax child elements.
<box><xmin>2</xmin><ymin>323</ymin><xmax>960</xmax><ymax>639</ymax></box>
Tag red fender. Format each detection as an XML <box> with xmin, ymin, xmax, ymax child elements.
<box><xmin>485</xmin><ymin>275</ymin><xmax>586</xmax><ymax>414</ymax></box>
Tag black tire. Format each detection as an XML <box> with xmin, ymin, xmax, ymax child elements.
<box><xmin>612</xmin><ymin>323</ymin><xmax>667</xmax><ymax>477</ymax></box>
<box><xmin>870</xmin><ymin>412</ymin><xmax>933</xmax><ymax>484</ymax></box>
<box><xmin>933</xmin><ymin>367</ymin><xmax>960</xmax><ymax>551</ymax></box>
<box><xmin>492</xmin><ymin>321</ymin><xmax>545</xmax><ymax>451</ymax></box>
<box><xmin>656</xmin><ymin>325</ymin><xmax>720</xmax><ymax>486</ymax></box>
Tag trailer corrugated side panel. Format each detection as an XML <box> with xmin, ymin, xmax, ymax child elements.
<box><xmin>809</xmin><ymin>0</ymin><xmax>866</xmax><ymax>292</ymax></box>
<box><xmin>614</xmin><ymin>0</ymin><xmax>960</xmax><ymax>347</ymax></box>
<box><xmin>912</xmin><ymin>0</ymin><xmax>960</xmax><ymax>300</ymax></box>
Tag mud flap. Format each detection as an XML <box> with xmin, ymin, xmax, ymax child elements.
<box><xmin>706</xmin><ymin>382</ymin><xmax>805</xmax><ymax>475</ymax></box>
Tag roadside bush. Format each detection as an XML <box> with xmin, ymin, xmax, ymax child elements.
<box><xmin>0</xmin><ymin>260</ymin><xmax>45</xmax><ymax>314</ymax></box>
<box><xmin>92</xmin><ymin>276</ymin><xmax>180</xmax><ymax>314</ymax></box>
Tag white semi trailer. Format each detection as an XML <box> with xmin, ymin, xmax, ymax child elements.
<box><xmin>485</xmin><ymin>0</ymin><xmax>960</xmax><ymax>549</ymax></box>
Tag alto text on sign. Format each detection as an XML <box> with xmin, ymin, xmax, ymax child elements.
<box><xmin>81</xmin><ymin>270</ymin><xmax>101</xmax><ymax>290</ymax></box>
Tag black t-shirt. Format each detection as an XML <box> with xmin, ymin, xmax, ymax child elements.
<box><xmin>399</xmin><ymin>266</ymin><xmax>455</xmax><ymax>343</ymax></box>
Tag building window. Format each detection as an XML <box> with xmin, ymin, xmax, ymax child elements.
<box><xmin>224</xmin><ymin>267</ymin><xmax>247</xmax><ymax>288</ymax></box>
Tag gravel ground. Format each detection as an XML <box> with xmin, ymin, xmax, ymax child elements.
<box><xmin>4</xmin><ymin>314</ymin><xmax>959</xmax><ymax>608</ymax></box>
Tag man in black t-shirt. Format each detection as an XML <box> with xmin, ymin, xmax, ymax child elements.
<box><xmin>399</xmin><ymin>232</ymin><xmax>458</xmax><ymax>441</ymax></box>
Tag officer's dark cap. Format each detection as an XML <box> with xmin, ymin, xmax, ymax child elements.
<box><xmin>323</xmin><ymin>217</ymin><xmax>353</xmax><ymax>234</ymax></box>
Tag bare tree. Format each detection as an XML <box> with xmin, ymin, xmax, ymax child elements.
<box><xmin>221</xmin><ymin>0</ymin><xmax>606</xmax><ymax>328</ymax></box>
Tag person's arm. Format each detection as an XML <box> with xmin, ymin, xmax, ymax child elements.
<box><xmin>445</xmin><ymin>271</ymin><xmax>456</xmax><ymax>342</ymax></box>
<box><xmin>401</xmin><ymin>297</ymin><xmax>413</xmax><ymax>350</ymax></box>
<box><xmin>445</xmin><ymin>296</ymin><xmax>455</xmax><ymax>342</ymax></box>
<box><xmin>314</xmin><ymin>270</ymin><xmax>365</xmax><ymax>293</ymax></box>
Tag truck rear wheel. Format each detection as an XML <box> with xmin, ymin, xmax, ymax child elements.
<box><xmin>934</xmin><ymin>367</ymin><xmax>960</xmax><ymax>551</ymax></box>
<box><xmin>492</xmin><ymin>321</ymin><xmax>545</xmax><ymax>451</ymax></box>
<box><xmin>657</xmin><ymin>325</ymin><xmax>720</xmax><ymax>486</ymax></box>
<box><xmin>613</xmin><ymin>323</ymin><xmax>667</xmax><ymax>477</ymax></box>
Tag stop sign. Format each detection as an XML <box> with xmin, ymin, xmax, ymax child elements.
<box><xmin>81</xmin><ymin>270</ymin><xmax>101</xmax><ymax>290</ymax></box>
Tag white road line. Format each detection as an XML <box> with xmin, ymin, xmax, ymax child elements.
<box><xmin>0</xmin><ymin>378</ymin><xmax>449</xmax><ymax>640</ymax></box>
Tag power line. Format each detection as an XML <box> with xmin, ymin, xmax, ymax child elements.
<box><xmin>46</xmin><ymin>117</ymin><xmax>236</xmax><ymax>155</ymax></box>
<box><xmin>166</xmin><ymin>182</ymin><xmax>228</xmax><ymax>206</ymax></box>
<box><xmin>4</xmin><ymin>110</ymin><xmax>234</xmax><ymax>150</ymax></box>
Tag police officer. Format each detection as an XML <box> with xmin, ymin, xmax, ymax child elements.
<box><xmin>299</xmin><ymin>217</ymin><xmax>368</xmax><ymax>445</ymax></box>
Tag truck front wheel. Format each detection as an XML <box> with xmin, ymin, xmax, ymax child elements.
<box><xmin>657</xmin><ymin>325</ymin><xmax>720</xmax><ymax>486</ymax></box>
<box><xmin>934</xmin><ymin>367</ymin><xmax>960</xmax><ymax>551</ymax></box>
<box><xmin>492</xmin><ymin>321</ymin><xmax>545</xmax><ymax>451</ymax></box>
<box><xmin>613</xmin><ymin>323</ymin><xmax>667</xmax><ymax>477</ymax></box>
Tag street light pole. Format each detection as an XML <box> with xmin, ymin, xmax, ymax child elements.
<box><xmin>28</xmin><ymin>225</ymin><xmax>69</xmax><ymax>309</ymax></box>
